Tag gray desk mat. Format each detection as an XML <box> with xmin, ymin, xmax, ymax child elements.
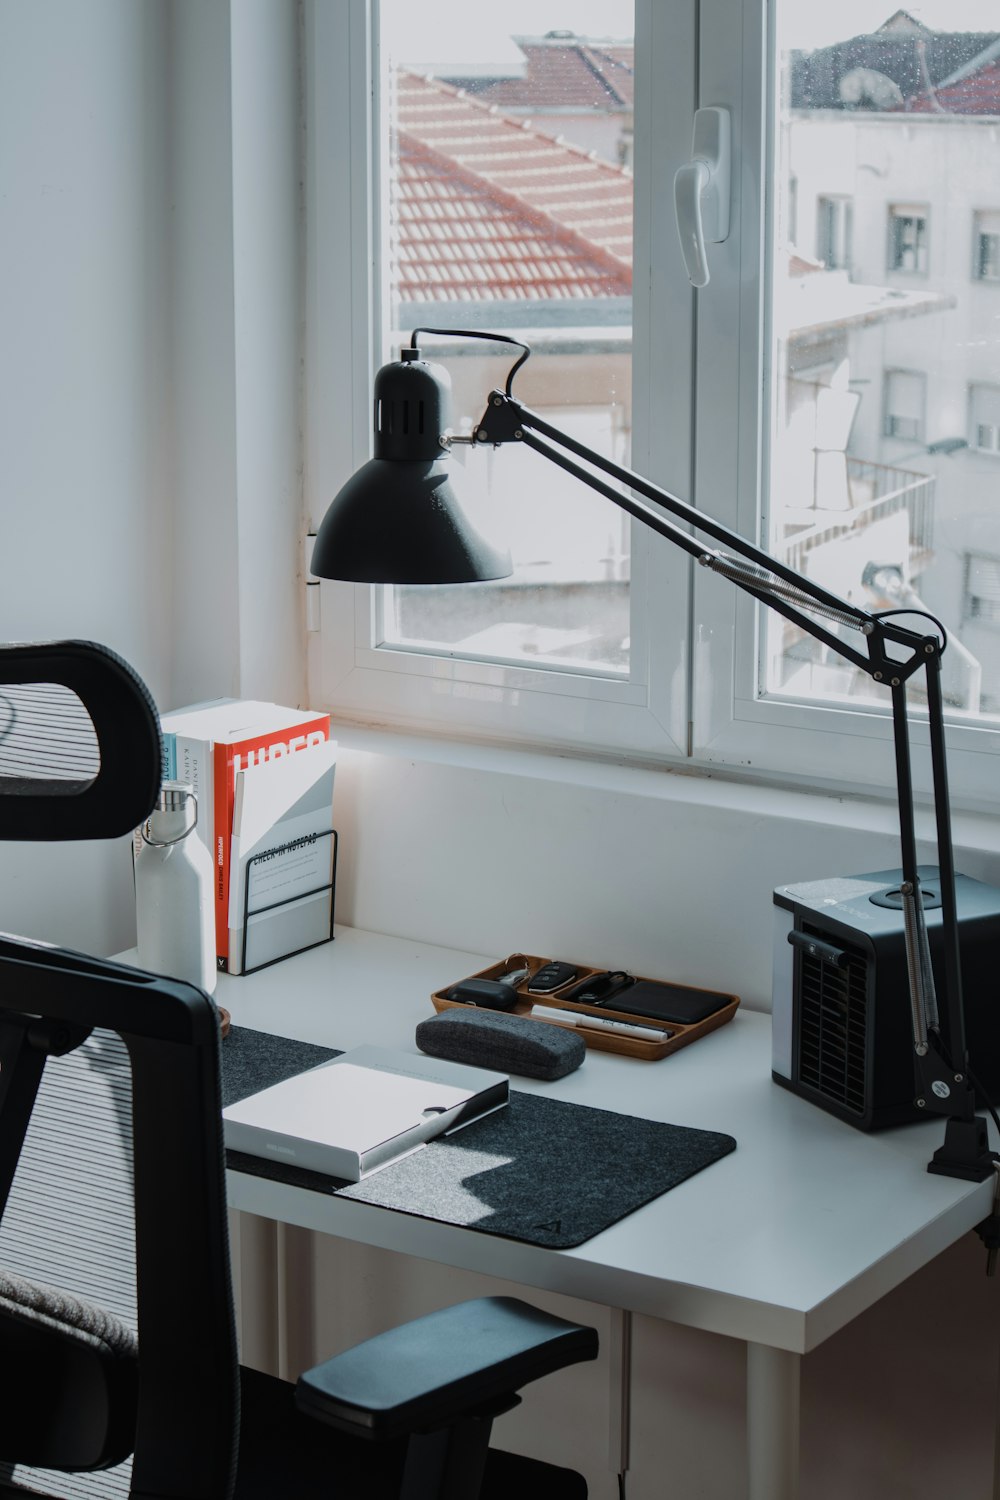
<box><xmin>222</xmin><ymin>1025</ymin><xmax>736</xmax><ymax>1250</ymax></box>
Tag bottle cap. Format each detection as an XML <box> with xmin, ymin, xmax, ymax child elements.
<box><xmin>158</xmin><ymin>781</ymin><xmax>194</xmax><ymax>814</ymax></box>
<box><xmin>142</xmin><ymin>781</ymin><xmax>197</xmax><ymax>845</ymax></box>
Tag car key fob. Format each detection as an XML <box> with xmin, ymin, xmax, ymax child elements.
<box><xmin>527</xmin><ymin>961</ymin><xmax>578</xmax><ymax>993</ymax></box>
<box><xmin>561</xmin><ymin>970</ymin><xmax>634</xmax><ymax>1006</ymax></box>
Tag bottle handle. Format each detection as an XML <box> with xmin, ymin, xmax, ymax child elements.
<box><xmin>141</xmin><ymin>792</ymin><xmax>198</xmax><ymax>848</ymax></box>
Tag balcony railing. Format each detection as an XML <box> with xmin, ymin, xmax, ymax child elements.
<box><xmin>781</xmin><ymin>457</ymin><xmax>935</xmax><ymax>578</ymax></box>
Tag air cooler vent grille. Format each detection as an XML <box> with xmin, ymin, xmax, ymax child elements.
<box><xmin>797</xmin><ymin>927</ymin><xmax>869</xmax><ymax>1116</ymax></box>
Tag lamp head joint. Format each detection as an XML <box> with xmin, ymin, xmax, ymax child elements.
<box><xmin>471</xmin><ymin>390</ymin><xmax>526</xmax><ymax>447</ymax></box>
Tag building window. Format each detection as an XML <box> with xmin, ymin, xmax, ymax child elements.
<box><xmin>965</xmin><ymin>554</ymin><xmax>1000</xmax><ymax>625</ymax></box>
<box><xmin>974</xmin><ymin>211</ymin><xmax>1000</xmax><ymax>282</ymax></box>
<box><xmin>888</xmin><ymin>205</ymin><xmax>928</xmax><ymax>273</ymax></box>
<box><xmin>817</xmin><ymin>196</ymin><xmax>852</xmax><ymax>271</ymax></box>
<box><xmin>970</xmin><ymin>384</ymin><xmax>1000</xmax><ymax>455</ymax></box>
<box><xmin>883</xmin><ymin>370</ymin><xmax>925</xmax><ymax>442</ymax></box>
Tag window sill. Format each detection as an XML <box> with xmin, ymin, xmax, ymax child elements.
<box><xmin>332</xmin><ymin>721</ymin><xmax>1000</xmax><ymax>858</ymax></box>
<box><xmin>329</xmin><ymin>723</ymin><xmax>1000</xmax><ymax>1012</ymax></box>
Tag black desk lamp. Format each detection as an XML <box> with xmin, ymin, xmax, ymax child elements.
<box><xmin>312</xmin><ymin>328</ymin><xmax>996</xmax><ymax>1183</ymax></box>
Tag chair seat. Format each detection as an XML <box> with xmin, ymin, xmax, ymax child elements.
<box><xmin>236</xmin><ymin>1366</ymin><xmax>587</xmax><ymax>1500</ymax></box>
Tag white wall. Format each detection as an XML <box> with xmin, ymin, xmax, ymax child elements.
<box><xmin>0</xmin><ymin>0</ymin><xmax>173</xmax><ymax>951</ymax></box>
<box><xmin>0</xmin><ymin>0</ymin><xmax>304</xmax><ymax>953</ymax></box>
<box><xmin>168</xmin><ymin>0</ymin><xmax>305</xmax><ymax>714</ymax></box>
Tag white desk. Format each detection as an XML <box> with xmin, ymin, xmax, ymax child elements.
<box><xmin>217</xmin><ymin>925</ymin><xmax>997</xmax><ymax>1500</ymax></box>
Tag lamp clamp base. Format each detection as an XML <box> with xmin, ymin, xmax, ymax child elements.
<box><xmin>927</xmin><ymin>1115</ymin><xmax>998</xmax><ymax>1182</ymax></box>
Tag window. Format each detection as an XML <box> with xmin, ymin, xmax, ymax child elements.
<box><xmin>816</xmin><ymin>196</ymin><xmax>853</xmax><ymax>272</ymax></box>
<box><xmin>965</xmin><ymin>555</ymin><xmax>1000</xmax><ymax>626</ymax></box>
<box><xmin>692</xmin><ymin>0</ymin><xmax>1000</xmax><ymax>800</ymax></box>
<box><xmin>970</xmin><ymin>384</ymin><xmax>1000</xmax><ymax>456</ymax></box>
<box><xmin>309</xmin><ymin>0</ymin><xmax>691</xmax><ymax>763</ymax></box>
<box><xmin>973</xmin><ymin>211</ymin><xmax>1000</xmax><ymax>282</ymax></box>
<box><xmin>883</xmin><ymin>370</ymin><xmax>925</xmax><ymax>443</ymax></box>
<box><xmin>309</xmin><ymin>1</ymin><xmax>1000</xmax><ymax>805</ymax></box>
<box><xmin>889</xmin><ymin>206</ymin><xmax>928</xmax><ymax>274</ymax></box>
<box><xmin>379</xmin><ymin>17</ymin><xmax>636</xmax><ymax>683</ymax></box>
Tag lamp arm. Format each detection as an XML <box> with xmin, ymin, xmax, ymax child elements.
<box><xmin>475</xmin><ymin>392</ymin><xmax>934</xmax><ymax>661</ymax></box>
<box><xmin>473</xmin><ymin>389</ymin><xmax>995</xmax><ymax>1176</ymax></box>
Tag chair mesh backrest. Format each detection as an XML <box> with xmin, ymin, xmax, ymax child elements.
<box><xmin>0</xmin><ymin>644</ymin><xmax>238</xmax><ymax>1500</ymax></box>
<box><xmin>0</xmin><ymin>1033</ymin><xmax>138</xmax><ymax>1499</ymax></box>
<box><xmin>0</xmin><ymin>648</ymin><xmax>151</xmax><ymax>1497</ymax></box>
<box><xmin>0</xmin><ymin>679</ymin><xmax>102</xmax><ymax>783</ymax></box>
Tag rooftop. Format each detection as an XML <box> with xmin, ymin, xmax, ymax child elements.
<box><xmin>906</xmin><ymin>54</ymin><xmax>1000</xmax><ymax>113</ymax></box>
<box><xmin>440</xmin><ymin>32</ymin><xmax>634</xmax><ymax>113</ymax></box>
<box><xmin>788</xmin><ymin>20</ymin><xmax>998</xmax><ymax>111</ymax></box>
<box><xmin>776</xmin><ymin>269</ymin><xmax>955</xmax><ymax>344</ymax></box>
<box><xmin>394</xmin><ymin>71</ymin><xmax>633</xmax><ymax>305</ymax></box>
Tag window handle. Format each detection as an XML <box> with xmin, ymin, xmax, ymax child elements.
<box><xmin>673</xmin><ymin>107</ymin><xmax>731</xmax><ymax>288</ymax></box>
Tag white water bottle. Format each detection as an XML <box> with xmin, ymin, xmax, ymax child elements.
<box><xmin>135</xmin><ymin>781</ymin><xmax>217</xmax><ymax>995</ymax></box>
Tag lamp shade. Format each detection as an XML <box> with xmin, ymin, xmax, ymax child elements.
<box><xmin>310</xmin><ymin>350</ymin><xmax>512</xmax><ymax>584</ymax></box>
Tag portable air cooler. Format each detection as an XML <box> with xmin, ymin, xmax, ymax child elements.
<box><xmin>772</xmin><ymin>865</ymin><xmax>1000</xmax><ymax>1131</ymax></box>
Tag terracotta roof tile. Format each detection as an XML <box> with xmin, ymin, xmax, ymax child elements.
<box><xmin>905</xmin><ymin>57</ymin><xmax>1000</xmax><ymax>112</ymax></box>
<box><xmin>446</xmin><ymin>36</ymin><xmax>634</xmax><ymax>111</ymax></box>
<box><xmin>393</xmin><ymin>71</ymin><xmax>632</xmax><ymax>303</ymax></box>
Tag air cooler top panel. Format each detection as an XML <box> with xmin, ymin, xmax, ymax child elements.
<box><xmin>774</xmin><ymin>865</ymin><xmax>1000</xmax><ymax>937</ymax></box>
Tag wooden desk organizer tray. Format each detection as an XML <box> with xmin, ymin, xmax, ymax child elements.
<box><xmin>431</xmin><ymin>954</ymin><xmax>739</xmax><ymax>1060</ymax></box>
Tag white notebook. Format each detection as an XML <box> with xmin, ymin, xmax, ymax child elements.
<box><xmin>222</xmin><ymin>1045</ymin><xmax>509</xmax><ymax>1182</ymax></box>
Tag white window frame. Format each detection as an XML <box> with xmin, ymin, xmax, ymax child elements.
<box><xmin>305</xmin><ymin>0</ymin><xmax>1000</xmax><ymax>809</ymax></box>
<box><xmin>688</xmin><ymin>0</ymin><xmax>1000</xmax><ymax>809</ymax></box>
<box><xmin>304</xmin><ymin>0</ymin><xmax>693</xmax><ymax>763</ymax></box>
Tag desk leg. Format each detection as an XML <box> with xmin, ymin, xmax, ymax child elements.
<box><xmin>747</xmin><ymin>1343</ymin><xmax>800</xmax><ymax>1500</ymax></box>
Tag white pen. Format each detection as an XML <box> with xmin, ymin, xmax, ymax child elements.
<box><xmin>529</xmin><ymin>1004</ymin><xmax>672</xmax><ymax>1042</ymax></box>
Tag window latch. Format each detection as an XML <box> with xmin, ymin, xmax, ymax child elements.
<box><xmin>673</xmin><ymin>106</ymin><xmax>731</xmax><ymax>288</ymax></box>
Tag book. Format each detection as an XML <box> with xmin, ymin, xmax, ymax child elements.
<box><xmin>222</xmin><ymin>1045</ymin><xmax>509</xmax><ymax>1182</ymax></box>
<box><xmin>228</xmin><ymin>739</ymin><xmax>338</xmax><ymax>974</ymax></box>
<box><xmin>212</xmin><ymin>711</ymin><xmax>329</xmax><ymax>969</ymax></box>
<box><xmin>160</xmin><ymin>698</ymin><xmax>247</xmax><ymax>861</ymax></box>
<box><xmin>156</xmin><ymin>700</ymin><xmax>331</xmax><ymax>969</ymax></box>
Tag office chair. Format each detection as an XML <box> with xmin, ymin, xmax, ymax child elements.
<box><xmin>0</xmin><ymin>641</ymin><xmax>598</xmax><ymax>1500</ymax></box>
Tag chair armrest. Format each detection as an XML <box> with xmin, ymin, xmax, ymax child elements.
<box><xmin>294</xmin><ymin>1296</ymin><xmax>598</xmax><ymax>1441</ymax></box>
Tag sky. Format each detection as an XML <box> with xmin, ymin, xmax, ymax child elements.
<box><xmin>383</xmin><ymin>0</ymin><xmax>1000</xmax><ymax>67</ymax></box>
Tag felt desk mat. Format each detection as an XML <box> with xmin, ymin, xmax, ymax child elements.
<box><xmin>221</xmin><ymin>1025</ymin><xmax>736</xmax><ymax>1250</ymax></box>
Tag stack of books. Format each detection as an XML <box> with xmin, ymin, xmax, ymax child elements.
<box><xmin>159</xmin><ymin>699</ymin><xmax>337</xmax><ymax>974</ymax></box>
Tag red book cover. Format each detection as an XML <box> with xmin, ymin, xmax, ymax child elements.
<box><xmin>212</xmin><ymin>712</ymin><xmax>330</xmax><ymax>967</ymax></box>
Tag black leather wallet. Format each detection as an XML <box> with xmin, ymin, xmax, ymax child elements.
<box><xmin>608</xmin><ymin>980</ymin><xmax>729</xmax><ymax>1025</ymax></box>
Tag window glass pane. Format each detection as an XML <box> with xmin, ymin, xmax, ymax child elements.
<box><xmin>888</xmin><ymin>205</ymin><xmax>928</xmax><ymax>273</ymax></box>
<box><xmin>379</xmin><ymin>2</ymin><xmax>635</xmax><ymax>677</ymax></box>
<box><xmin>966</xmin><ymin>553</ymin><xmax>1000</xmax><ymax>622</ymax></box>
<box><xmin>974</xmin><ymin>211</ymin><xmax>1000</xmax><ymax>281</ymax></box>
<box><xmin>971</xmin><ymin>383</ymin><xmax>1000</xmax><ymax>454</ymax></box>
<box><xmin>884</xmin><ymin>369</ymin><xmax>925</xmax><ymax>440</ymax></box>
<box><xmin>768</xmin><ymin>5</ymin><xmax>1000</xmax><ymax>720</ymax></box>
